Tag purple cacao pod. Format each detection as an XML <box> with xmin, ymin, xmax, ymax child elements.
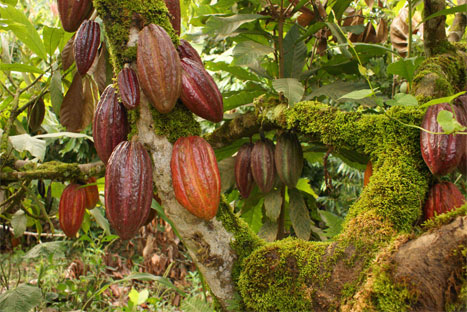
<box><xmin>251</xmin><ymin>139</ymin><xmax>276</xmax><ymax>194</ymax></box>
<box><xmin>74</xmin><ymin>20</ymin><xmax>101</xmax><ymax>76</ymax></box>
<box><xmin>274</xmin><ymin>132</ymin><xmax>303</xmax><ymax>188</ymax></box>
<box><xmin>178</xmin><ymin>40</ymin><xmax>203</xmax><ymax>65</ymax></box>
<box><xmin>235</xmin><ymin>143</ymin><xmax>255</xmax><ymax>198</ymax></box>
<box><xmin>118</xmin><ymin>67</ymin><xmax>140</xmax><ymax>110</ymax></box>
<box><xmin>164</xmin><ymin>0</ymin><xmax>181</xmax><ymax>35</ymax></box>
<box><xmin>57</xmin><ymin>0</ymin><xmax>93</xmax><ymax>32</ymax></box>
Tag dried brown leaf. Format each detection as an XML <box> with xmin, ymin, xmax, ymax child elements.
<box><xmin>61</xmin><ymin>35</ymin><xmax>75</xmax><ymax>71</ymax></box>
<box><xmin>376</xmin><ymin>18</ymin><xmax>388</xmax><ymax>43</ymax></box>
<box><xmin>92</xmin><ymin>44</ymin><xmax>110</xmax><ymax>94</ymax></box>
<box><xmin>363</xmin><ymin>22</ymin><xmax>377</xmax><ymax>43</ymax></box>
<box><xmin>27</xmin><ymin>97</ymin><xmax>45</xmax><ymax>133</ymax></box>
<box><xmin>365</xmin><ymin>0</ymin><xmax>374</xmax><ymax>9</ymax></box>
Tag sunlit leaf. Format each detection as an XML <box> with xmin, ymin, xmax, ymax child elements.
<box><xmin>0</xmin><ymin>284</ymin><xmax>41</xmax><ymax>312</ymax></box>
<box><xmin>8</xmin><ymin>134</ymin><xmax>46</xmax><ymax>161</ymax></box>
<box><xmin>11</xmin><ymin>210</ymin><xmax>27</xmax><ymax>237</ymax></box>
<box><xmin>205</xmin><ymin>14</ymin><xmax>263</xmax><ymax>40</ymax></box>
<box><xmin>0</xmin><ymin>63</ymin><xmax>43</xmax><ymax>74</ymax></box>
<box><xmin>43</xmin><ymin>26</ymin><xmax>64</xmax><ymax>56</ymax></box>
<box><xmin>272</xmin><ymin>78</ymin><xmax>304</xmax><ymax>106</ymax></box>
<box><xmin>338</xmin><ymin>89</ymin><xmax>373</xmax><ymax>100</ymax></box>
<box><xmin>420</xmin><ymin>92</ymin><xmax>466</xmax><ymax>108</ymax></box>
<box><xmin>264</xmin><ymin>188</ymin><xmax>282</xmax><ymax>221</ymax></box>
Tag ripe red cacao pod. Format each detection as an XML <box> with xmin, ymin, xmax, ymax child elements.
<box><xmin>57</xmin><ymin>0</ymin><xmax>93</xmax><ymax>32</ymax></box>
<box><xmin>92</xmin><ymin>86</ymin><xmax>129</xmax><ymax>164</ymax></box>
<box><xmin>118</xmin><ymin>67</ymin><xmax>140</xmax><ymax>110</ymax></box>
<box><xmin>105</xmin><ymin>141</ymin><xmax>153</xmax><ymax>240</ymax></box>
<box><xmin>163</xmin><ymin>0</ymin><xmax>181</xmax><ymax>35</ymax></box>
<box><xmin>251</xmin><ymin>139</ymin><xmax>276</xmax><ymax>194</ymax></box>
<box><xmin>171</xmin><ymin>136</ymin><xmax>221</xmax><ymax>220</ymax></box>
<box><xmin>274</xmin><ymin>132</ymin><xmax>303</xmax><ymax>188</ymax></box>
<box><xmin>420</xmin><ymin>103</ymin><xmax>464</xmax><ymax>176</ymax></box>
<box><xmin>180</xmin><ymin>58</ymin><xmax>224</xmax><ymax>122</ymax></box>
<box><xmin>424</xmin><ymin>181</ymin><xmax>465</xmax><ymax>220</ymax></box>
<box><xmin>84</xmin><ymin>177</ymin><xmax>99</xmax><ymax>209</ymax></box>
<box><xmin>235</xmin><ymin>143</ymin><xmax>255</xmax><ymax>198</ymax></box>
<box><xmin>74</xmin><ymin>20</ymin><xmax>101</xmax><ymax>76</ymax></box>
<box><xmin>137</xmin><ymin>24</ymin><xmax>181</xmax><ymax>114</ymax></box>
<box><xmin>178</xmin><ymin>40</ymin><xmax>203</xmax><ymax>65</ymax></box>
<box><xmin>363</xmin><ymin>161</ymin><xmax>373</xmax><ymax>187</ymax></box>
<box><xmin>59</xmin><ymin>183</ymin><xmax>86</xmax><ymax>238</ymax></box>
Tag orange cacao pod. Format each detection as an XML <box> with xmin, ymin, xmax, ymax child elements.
<box><xmin>274</xmin><ymin>132</ymin><xmax>303</xmax><ymax>188</ymax></box>
<box><xmin>251</xmin><ymin>139</ymin><xmax>276</xmax><ymax>194</ymax></box>
<box><xmin>420</xmin><ymin>103</ymin><xmax>464</xmax><ymax>176</ymax></box>
<box><xmin>164</xmin><ymin>0</ymin><xmax>181</xmax><ymax>35</ymax></box>
<box><xmin>92</xmin><ymin>86</ymin><xmax>129</xmax><ymax>164</ymax></box>
<box><xmin>178</xmin><ymin>39</ymin><xmax>203</xmax><ymax>65</ymax></box>
<box><xmin>74</xmin><ymin>20</ymin><xmax>100</xmax><ymax>76</ymax></box>
<box><xmin>118</xmin><ymin>67</ymin><xmax>140</xmax><ymax>110</ymax></box>
<box><xmin>180</xmin><ymin>58</ymin><xmax>223</xmax><ymax>122</ymax></box>
<box><xmin>57</xmin><ymin>0</ymin><xmax>93</xmax><ymax>32</ymax></box>
<box><xmin>235</xmin><ymin>143</ymin><xmax>255</xmax><ymax>198</ymax></box>
<box><xmin>171</xmin><ymin>136</ymin><xmax>221</xmax><ymax>220</ymax></box>
<box><xmin>424</xmin><ymin>182</ymin><xmax>465</xmax><ymax>220</ymax></box>
<box><xmin>84</xmin><ymin>177</ymin><xmax>99</xmax><ymax>209</ymax></box>
<box><xmin>59</xmin><ymin>183</ymin><xmax>86</xmax><ymax>238</ymax></box>
<box><xmin>137</xmin><ymin>24</ymin><xmax>181</xmax><ymax>114</ymax></box>
<box><xmin>105</xmin><ymin>141</ymin><xmax>153</xmax><ymax>240</ymax></box>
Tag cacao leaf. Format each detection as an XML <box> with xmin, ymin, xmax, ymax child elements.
<box><xmin>92</xmin><ymin>44</ymin><xmax>111</xmax><ymax>94</ymax></box>
<box><xmin>218</xmin><ymin>156</ymin><xmax>236</xmax><ymax>193</ymax></box>
<box><xmin>288</xmin><ymin>188</ymin><xmax>311</xmax><ymax>240</ymax></box>
<box><xmin>27</xmin><ymin>97</ymin><xmax>45</xmax><ymax>133</ymax></box>
<box><xmin>264</xmin><ymin>189</ymin><xmax>282</xmax><ymax>221</ymax></box>
<box><xmin>258</xmin><ymin>219</ymin><xmax>278</xmax><ymax>242</ymax></box>
<box><xmin>50</xmin><ymin>71</ymin><xmax>63</xmax><ymax>116</ymax></box>
<box><xmin>283</xmin><ymin>24</ymin><xmax>307</xmax><ymax>79</ymax></box>
<box><xmin>272</xmin><ymin>78</ymin><xmax>304</xmax><ymax>106</ymax></box>
<box><xmin>60</xmin><ymin>73</ymin><xmax>93</xmax><ymax>132</ymax></box>
<box><xmin>61</xmin><ymin>35</ymin><xmax>75</xmax><ymax>71</ymax></box>
<box><xmin>43</xmin><ymin>26</ymin><xmax>64</xmax><ymax>56</ymax></box>
<box><xmin>89</xmin><ymin>207</ymin><xmax>110</xmax><ymax>235</ymax></box>
<box><xmin>11</xmin><ymin>210</ymin><xmax>27</xmax><ymax>238</ymax></box>
<box><xmin>0</xmin><ymin>284</ymin><xmax>41</xmax><ymax>312</ymax></box>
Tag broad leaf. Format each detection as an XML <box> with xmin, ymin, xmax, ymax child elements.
<box><xmin>283</xmin><ymin>24</ymin><xmax>307</xmax><ymax>79</ymax></box>
<box><xmin>233</xmin><ymin>40</ymin><xmax>274</xmax><ymax>66</ymax></box>
<box><xmin>205</xmin><ymin>61</ymin><xmax>260</xmax><ymax>82</ymax></box>
<box><xmin>327</xmin><ymin>0</ymin><xmax>352</xmax><ymax>20</ymax></box>
<box><xmin>11</xmin><ymin>210</ymin><xmax>27</xmax><ymax>237</ymax></box>
<box><xmin>43</xmin><ymin>26</ymin><xmax>64</xmax><ymax>56</ymax></box>
<box><xmin>318</xmin><ymin>210</ymin><xmax>343</xmax><ymax>238</ymax></box>
<box><xmin>296</xmin><ymin>178</ymin><xmax>318</xmax><ymax>198</ymax></box>
<box><xmin>23</xmin><ymin>241</ymin><xmax>68</xmax><ymax>259</ymax></box>
<box><xmin>0</xmin><ymin>63</ymin><xmax>43</xmax><ymax>74</ymax></box>
<box><xmin>89</xmin><ymin>207</ymin><xmax>110</xmax><ymax>235</ymax></box>
<box><xmin>288</xmin><ymin>188</ymin><xmax>311</xmax><ymax>240</ymax></box>
<box><xmin>223</xmin><ymin>89</ymin><xmax>264</xmax><ymax>111</ymax></box>
<box><xmin>421</xmin><ymin>4</ymin><xmax>467</xmax><ymax>24</ymax></box>
<box><xmin>241</xmin><ymin>196</ymin><xmax>263</xmax><ymax>233</ymax></box>
<box><xmin>272</xmin><ymin>78</ymin><xmax>304</xmax><ymax>106</ymax></box>
<box><xmin>218</xmin><ymin>156</ymin><xmax>236</xmax><ymax>193</ymax></box>
<box><xmin>339</xmin><ymin>89</ymin><xmax>373</xmax><ymax>100</ymax></box>
<box><xmin>61</xmin><ymin>36</ymin><xmax>75</xmax><ymax>71</ymax></box>
<box><xmin>387</xmin><ymin>57</ymin><xmax>423</xmax><ymax>83</ymax></box>
<box><xmin>49</xmin><ymin>71</ymin><xmax>63</xmax><ymax>116</ymax></box>
<box><xmin>385</xmin><ymin>93</ymin><xmax>418</xmax><ymax>107</ymax></box>
<box><xmin>420</xmin><ymin>91</ymin><xmax>466</xmax><ymax>108</ymax></box>
<box><xmin>205</xmin><ymin>14</ymin><xmax>263</xmax><ymax>40</ymax></box>
<box><xmin>264</xmin><ymin>189</ymin><xmax>282</xmax><ymax>221</ymax></box>
<box><xmin>0</xmin><ymin>284</ymin><xmax>41</xmax><ymax>312</ymax></box>
<box><xmin>258</xmin><ymin>219</ymin><xmax>278</xmax><ymax>242</ymax></box>
<box><xmin>35</xmin><ymin>132</ymin><xmax>93</xmax><ymax>140</ymax></box>
<box><xmin>437</xmin><ymin>110</ymin><xmax>464</xmax><ymax>134</ymax></box>
<box><xmin>8</xmin><ymin>134</ymin><xmax>46</xmax><ymax>161</ymax></box>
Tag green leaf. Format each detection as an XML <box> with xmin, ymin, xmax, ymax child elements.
<box><xmin>387</xmin><ymin>57</ymin><xmax>423</xmax><ymax>83</ymax></box>
<box><xmin>23</xmin><ymin>241</ymin><xmax>68</xmax><ymax>259</ymax></box>
<box><xmin>43</xmin><ymin>26</ymin><xmax>64</xmax><ymax>56</ymax></box>
<box><xmin>325</xmin><ymin>22</ymin><xmax>353</xmax><ymax>58</ymax></box>
<box><xmin>318</xmin><ymin>210</ymin><xmax>343</xmax><ymax>238</ymax></box>
<box><xmin>49</xmin><ymin>70</ymin><xmax>63</xmax><ymax>116</ymax></box>
<box><xmin>258</xmin><ymin>219</ymin><xmax>278</xmax><ymax>242</ymax></box>
<box><xmin>218</xmin><ymin>157</ymin><xmax>236</xmax><ymax>193</ymax></box>
<box><xmin>205</xmin><ymin>61</ymin><xmax>260</xmax><ymax>82</ymax></box>
<box><xmin>8</xmin><ymin>134</ymin><xmax>46</xmax><ymax>161</ymax></box>
<box><xmin>436</xmin><ymin>110</ymin><xmax>464</xmax><ymax>134</ymax></box>
<box><xmin>35</xmin><ymin>132</ymin><xmax>93</xmax><ymax>141</ymax></box>
<box><xmin>338</xmin><ymin>89</ymin><xmax>373</xmax><ymax>100</ymax></box>
<box><xmin>180</xmin><ymin>296</ymin><xmax>214</xmax><ymax>312</ymax></box>
<box><xmin>120</xmin><ymin>273</ymin><xmax>187</xmax><ymax>296</ymax></box>
<box><xmin>205</xmin><ymin>14</ymin><xmax>263</xmax><ymax>40</ymax></box>
<box><xmin>223</xmin><ymin>89</ymin><xmax>264</xmax><ymax>111</ymax></box>
<box><xmin>233</xmin><ymin>40</ymin><xmax>274</xmax><ymax>66</ymax></box>
<box><xmin>288</xmin><ymin>188</ymin><xmax>311</xmax><ymax>240</ymax></box>
<box><xmin>283</xmin><ymin>24</ymin><xmax>307</xmax><ymax>79</ymax></box>
<box><xmin>11</xmin><ymin>210</ymin><xmax>27</xmax><ymax>237</ymax></box>
<box><xmin>272</xmin><ymin>78</ymin><xmax>304</xmax><ymax>106</ymax></box>
<box><xmin>89</xmin><ymin>207</ymin><xmax>110</xmax><ymax>235</ymax></box>
<box><xmin>296</xmin><ymin>178</ymin><xmax>318</xmax><ymax>198</ymax></box>
<box><xmin>0</xmin><ymin>63</ymin><xmax>44</xmax><ymax>74</ymax></box>
<box><xmin>0</xmin><ymin>4</ymin><xmax>47</xmax><ymax>59</ymax></box>
<box><xmin>129</xmin><ymin>288</ymin><xmax>148</xmax><ymax>305</ymax></box>
<box><xmin>299</xmin><ymin>22</ymin><xmax>326</xmax><ymax>41</ymax></box>
<box><xmin>385</xmin><ymin>93</ymin><xmax>418</xmax><ymax>107</ymax></box>
<box><xmin>0</xmin><ymin>284</ymin><xmax>42</xmax><ymax>312</ymax></box>
<box><xmin>327</xmin><ymin>0</ymin><xmax>352</xmax><ymax>20</ymax></box>
<box><xmin>241</xmin><ymin>197</ymin><xmax>263</xmax><ymax>233</ymax></box>
<box><xmin>420</xmin><ymin>91</ymin><xmax>466</xmax><ymax>108</ymax></box>
<box><xmin>264</xmin><ymin>189</ymin><xmax>282</xmax><ymax>221</ymax></box>
<box><xmin>421</xmin><ymin>4</ymin><xmax>467</xmax><ymax>24</ymax></box>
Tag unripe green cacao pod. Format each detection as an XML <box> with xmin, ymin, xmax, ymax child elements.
<box><xmin>74</xmin><ymin>20</ymin><xmax>100</xmax><ymax>76</ymax></box>
<box><xmin>235</xmin><ymin>143</ymin><xmax>255</xmax><ymax>198</ymax></box>
<box><xmin>420</xmin><ymin>103</ymin><xmax>464</xmax><ymax>176</ymax></box>
<box><xmin>171</xmin><ymin>136</ymin><xmax>220</xmax><ymax>220</ymax></box>
<box><xmin>424</xmin><ymin>181</ymin><xmax>465</xmax><ymax>220</ymax></box>
<box><xmin>137</xmin><ymin>24</ymin><xmax>181</xmax><ymax>114</ymax></box>
<box><xmin>274</xmin><ymin>132</ymin><xmax>303</xmax><ymax>188</ymax></box>
<box><xmin>105</xmin><ymin>141</ymin><xmax>153</xmax><ymax>240</ymax></box>
<box><xmin>92</xmin><ymin>86</ymin><xmax>129</xmax><ymax>164</ymax></box>
<box><xmin>251</xmin><ymin>139</ymin><xmax>276</xmax><ymax>194</ymax></box>
<box><xmin>57</xmin><ymin>0</ymin><xmax>93</xmax><ymax>32</ymax></box>
<box><xmin>180</xmin><ymin>58</ymin><xmax>223</xmax><ymax>122</ymax></box>
<box><xmin>59</xmin><ymin>183</ymin><xmax>86</xmax><ymax>238</ymax></box>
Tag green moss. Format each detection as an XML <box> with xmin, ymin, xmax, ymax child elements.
<box><xmin>422</xmin><ymin>203</ymin><xmax>467</xmax><ymax>230</ymax></box>
<box><xmin>127</xmin><ymin>109</ymin><xmax>139</xmax><ymax>140</ymax></box>
<box><xmin>150</xmin><ymin>102</ymin><xmax>200</xmax><ymax>142</ymax></box>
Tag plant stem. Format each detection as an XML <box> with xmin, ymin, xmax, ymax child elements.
<box><xmin>278</xmin><ymin>0</ymin><xmax>285</xmax><ymax>78</ymax></box>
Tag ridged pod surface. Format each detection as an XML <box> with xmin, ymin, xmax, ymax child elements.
<box><xmin>235</xmin><ymin>143</ymin><xmax>255</xmax><ymax>198</ymax></box>
<box><xmin>163</xmin><ymin>0</ymin><xmax>181</xmax><ymax>35</ymax></box>
<box><xmin>59</xmin><ymin>183</ymin><xmax>86</xmax><ymax>238</ymax></box>
<box><xmin>92</xmin><ymin>86</ymin><xmax>129</xmax><ymax>164</ymax></box>
<box><xmin>424</xmin><ymin>182</ymin><xmax>465</xmax><ymax>220</ymax></box>
<box><xmin>251</xmin><ymin>139</ymin><xmax>276</xmax><ymax>194</ymax></box>
<box><xmin>171</xmin><ymin>136</ymin><xmax>220</xmax><ymax>220</ymax></box>
<box><xmin>84</xmin><ymin>177</ymin><xmax>99</xmax><ymax>209</ymax></box>
<box><xmin>74</xmin><ymin>20</ymin><xmax>100</xmax><ymax>76</ymax></box>
<box><xmin>180</xmin><ymin>58</ymin><xmax>223</xmax><ymax>122</ymax></box>
<box><xmin>178</xmin><ymin>40</ymin><xmax>203</xmax><ymax>65</ymax></box>
<box><xmin>137</xmin><ymin>24</ymin><xmax>181</xmax><ymax>114</ymax></box>
<box><xmin>274</xmin><ymin>132</ymin><xmax>303</xmax><ymax>188</ymax></box>
<box><xmin>57</xmin><ymin>0</ymin><xmax>93</xmax><ymax>32</ymax></box>
<box><xmin>105</xmin><ymin>141</ymin><xmax>153</xmax><ymax>240</ymax></box>
<box><xmin>420</xmin><ymin>103</ymin><xmax>464</xmax><ymax>176</ymax></box>
<box><xmin>118</xmin><ymin>67</ymin><xmax>140</xmax><ymax>110</ymax></box>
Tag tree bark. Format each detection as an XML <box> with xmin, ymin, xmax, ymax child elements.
<box><xmin>423</xmin><ymin>0</ymin><xmax>447</xmax><ymax>56</ymax></box>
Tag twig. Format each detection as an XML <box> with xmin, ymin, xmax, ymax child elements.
<box><xmin>0</xmin><ymin>225</ymin><xmax>66</xmax><ymax>237</ymax></box>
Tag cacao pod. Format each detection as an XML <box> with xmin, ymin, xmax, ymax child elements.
<box><xmin>105</xmin><ymin>141</ymin><xmax>153</xmax><ymax>240</ymax></box>
<box><xmin>84</xmin><ymin>177</ymin><xmax>99</xmax><ymax>209</ymax></box>
<box><xmin>37</xmin><ymin>180</ymin><xmax>46</xmax><ymax>198</ymax></box>
<box><xmin>171</xmin><ymin>136</ymin><xmax>220</xmax><ymax>220</ymax></box>
<box><xmin>143</xmin><ymin>207</ymin><xmax>157</xmax><ymax>226</ymax></box>
<box><xmin>27</xmin><ymin>97</ymin><xmax>45</xmax><ymax>133</ymax></box>
<box><xmin>363</xmin><ymin>161</ymin><xmax>373</xmax><ymax>187</ymax></box>
<box><xmin>163</xmin><ymin>0</ymin><xmax>181</xmax><ymax>35</ymax></box>
<box><xmin>235</xmin><ymin>143</ymin><xmax>255</xmax><ymax>198</ymax></box>
<box><xmin>59</xmin><ymin>183</ymin><xmax>86</xmax><ymax>238</ymax></box>
<box><xmin>178</xmin><ymin>40</ymin><xmax>203</xmax><ymax>65</ymax></box>
<box><xmin>424</xmin><ymin>181</ymin><xmax>465</xmax><ymax>220</ymax></box>
<box><xmin>118</xmin><ymin>67</ymin><xmax>140</xmax><ymax>110</ymax></box>
<box><xmin>251</xmin><ymin>139</ymin><xmax>276</xmax><ymax>194</ymax></box>
<box><xmin>57</xmin><ymin>0</ymin><xmax>93</xmax><ymax>32</ymax></box>
<box><xmin>420</xmin><ymin>103</ymin><xmax>464</xmax><ymax>176</ymax></box>
<box><xmin>180</xmin><ymin>58</ymin><xmax>224</xmax><ymax>122</ymax></box>
<box><xmin>274</xmin><ymin>132</ymin><xmax>303</xmax><ymax>188</ymax></box>
<box><xmin>92</xmin><ymin>86</ymin><xmax>129</xmax><ymax>164</ymax></box>
<box><xmin>137</xmin><ymin>24</ymin><xmax>181</xmax><ymax>114</ymax></box>
<box><xmin>74</xmin><ymin>20</ymin><xmax>101</xmax><ymax>76</ymax></box>
<box><xmin>456</xmin><ymin>95</ymin><xmax>467</xmax><ymax>175</ymax></box>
